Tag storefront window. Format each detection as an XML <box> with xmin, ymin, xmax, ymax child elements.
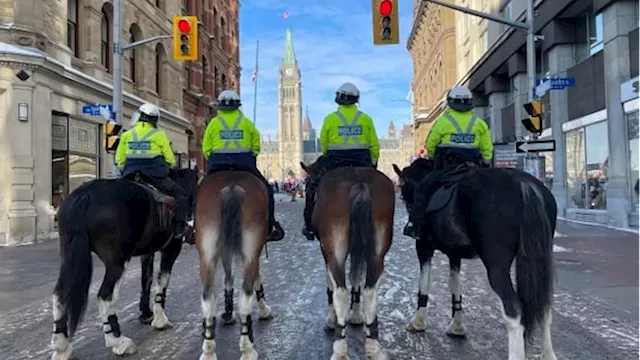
<box><xmin>68</xmin><ymin>155</ymin><xmax>98</xmax><ymax>194</ymax></box>
<box><xmin>565</xmin><ymin>121</ymin><xmax>609</xmax><ymax>209</ymax></box>
<box><xmin>566</xmin><ymin>128</ymin><xmax>586</xmax><ymax>208</ymax></box>
<box><xmin>585</xmin><ymin>121</ymin><xmax>608</xmax><ymax>209</ymax></box>
<box><xmin>628</xmin><ymin>111</ymin><xmax>639</xmax><ymax>212</ymax></box>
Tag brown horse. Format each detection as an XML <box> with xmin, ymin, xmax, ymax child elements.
<box><xmin>194</xmin><ymin>170</ymin><xmax>274</xmax><ymax>360</ymax></box>
<box><xmin>300</xmin><ymin>161</ymin><xmax>395</xmax><ymax>360</ymax></box>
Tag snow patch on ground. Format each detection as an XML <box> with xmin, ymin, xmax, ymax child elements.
<box><xmin>553</xmin><ymin>245</ymin><xmax>571</xmax><ymax>252</ymax></box>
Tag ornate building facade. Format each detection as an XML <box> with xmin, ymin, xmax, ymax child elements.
<box><xmin>378</xmin><ymin>122</ymin><xmax>415</xmax><ymax>181</ymax></box>
<box><xmin>0</xmin><ymin>0</ymin><xmax>230</xmax><ymax>245</ymax></box>
<box><xmin>407</xmin><ymin>0</ymin><xmax>459</xmax><ymax>154</ymax></box>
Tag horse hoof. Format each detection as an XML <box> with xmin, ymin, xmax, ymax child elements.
<box><xmin>151</xmin><ymin>315</ymin><xmax>173</xmax><ymax>330</ymax></box>
<box><xmin>406</xmin><ymin>320</ymin><xmax>427</xmax><ymax>333</ymax></box>
<box><xmin>199</xmin><ymin>353</ymin><xmax>218</xmax><ymax>360</ymax></box>
<box><xmin>221</xmin><ymin>311</ymin><xmax>236</xmax><ymax>325</ymax></box>
<box><xmin>50</xmin><ymin>345</ymin><xmax>75</xmax><ymax>360</ymax></box>
<box><xmin>446</xmin><ymin>322</ymin><xmax>467</xmax><ymax>338</ymax></box>
<box><xmin>240</xmin><ymin>348</ymin><xmax>259</xmax><ymax>360</ymax></box>
<box><xmin>258</xmin><ymin>306</ymin><xmax>274</xmax><ymax>321</ymax></box>
<box><xmin>139</xmin><ymin>311</ymin><xmax>154</xmax><ymax>325</ymax></box>
<box><xmin>111</xmin><ymin>336</ymin><xmax>137</xmax><ymax>356</ymax></box>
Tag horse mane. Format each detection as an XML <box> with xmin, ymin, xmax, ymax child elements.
<box><xmin>404</xmin><ymin>158</ymin><xmax>434</xmax><ymax>183</ymax></box>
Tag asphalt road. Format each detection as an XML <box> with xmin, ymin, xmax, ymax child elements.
<box><xmin>0</xmin><ymin>194</ymin><xmax>637</xmax><ymax>360</ymax></box>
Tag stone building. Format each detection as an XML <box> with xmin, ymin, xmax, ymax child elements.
<box><xmin>182</xmin><ymin>0</ymin><xmax>240</xmax><ymax>171</ymax></box>
<box><xmin>377</xmin><ymin>122</ymin><xmax>415</xmax><ymax>182</ymax></box>
<box><xmin>407</xmin><ymin>0</ymin><xmax>459</xmax><ymax>154</ymax></box>
<box><xmin>458</xmin><ymin>0</ymin><xmax>639</xmax><ymax>229</ymax></box>
<box><xmin>0</xmin><ymin>0</ymin><xmax>232</xmax><ymax>245</ymax></box>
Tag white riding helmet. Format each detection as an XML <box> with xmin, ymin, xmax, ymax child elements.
<box><xmin>447</xmin><ymin>86</ymin><xmax>474</xmax><ymax>112</ymax></box>
<box><xmin>335</xmin><ymin>82</ymin><xmax>360</xmax><ymax>105</ymax></box>
<box><xmin>218</xmin><ymin>90</ymin><xmax>241</xmax><ymax>110</ymax></box>
<box><xmin>131</xmin><ymin>103</ymin><xmax>161</xmax><ymax>127</ymax></box>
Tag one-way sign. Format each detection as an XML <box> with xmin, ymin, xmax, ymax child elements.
<box><xmin>516</xmin><ymin>139</ymin><xmax>556</xmax><ymax>153</ymax></box>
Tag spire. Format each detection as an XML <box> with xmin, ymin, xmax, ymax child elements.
<box><xmin>303</xmin><ymin>105</ymin><xmax>312</xmax><ymax>131</ymax></box>
<box><xmin>282</xmin><ymin>28</ymin><xmax>297</xmax><ymax>64</ymax></box>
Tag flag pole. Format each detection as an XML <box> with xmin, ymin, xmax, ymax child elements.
<box><xmin>252</xmin><ymin>40</ymin><xmax>259</xmax><ymax>125</ymax></box>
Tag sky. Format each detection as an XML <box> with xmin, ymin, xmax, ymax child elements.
<box><xmin>237</xmin><ymin>0</ymin><xmax>414</xmax><ymax>138</ymax></box>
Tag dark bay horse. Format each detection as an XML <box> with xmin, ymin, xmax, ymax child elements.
<box><xmin>195</xmin><ymin>170</ymin><xmax>274</xmax><ymax>360</ymax></box>
<box><xmin>50</xmin><ymin>168</ymin><xmax>198</xmax><ymax>359</ymax></box>
<box><xmin>393</xmin><ymin>159</ymin><xmax>557</xmax><ymax>360</ymax></box>
<box><xmin>300</xmin><ymin>161</ymin><xmax>395</xmax><ymax>360</ymax></box>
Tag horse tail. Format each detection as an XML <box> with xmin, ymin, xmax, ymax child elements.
<box><xmin>517</xmin><ymin>180</ymin><xmax>554</xmax><ymax>340</ymax></box>
<box><xmin>348</xmin><ymin>183</ymin><xmax>375</xmax><ymax>284</ymax></box>
<box><xmin>218</xmin><ymin>184</ymin><xmax>245</xmax><ymax>260</ymax></box>
<box><xmin>53</xmin><ymin>193</ymin><xmax>94</xmax><ymax>337</ymax></box>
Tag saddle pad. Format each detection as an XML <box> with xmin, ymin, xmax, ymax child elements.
<box><xmin>426</xmin><ymin>185</ymin><xmax>457</xmax><ymax>213</ymax></box>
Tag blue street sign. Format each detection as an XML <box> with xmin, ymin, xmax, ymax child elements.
<box><xmin>534</xmin><ymin>77</ymin><xmax>576</xmax><ymax>98</ymax></box>
<box><xmin>82</xmin><ymin>104</ymin><xmax>114</xmax><ymax>119</ymax></box>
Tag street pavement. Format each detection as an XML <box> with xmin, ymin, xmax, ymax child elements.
<box><xmin>0</xmin><ymin>194</ymin><xmax>637</xmax><ymax>360</ymax></box>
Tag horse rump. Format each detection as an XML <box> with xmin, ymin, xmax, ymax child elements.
<box><xmin>53</xmin><ymin>191</ymin><xmax>94</xmax><ymax>337</ymax></box>
<box><xmin>218</xmin><ymin>184</ymin><xmax>246</xmax><ymax>260</ymax></box>
<box><xmin>348</xmin><ymin>183</ymin><xmax>376</xmax><ymax>284</ymax></box>
<box><xmin>517</xmin><ymin>180</ymin><xmax>555</xmax><ymax>339</ymax></box>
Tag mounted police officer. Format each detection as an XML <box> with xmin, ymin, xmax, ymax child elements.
<box><xmin>302</xmin><ymin>82</ymin><xmax>380</xmax><ymax>240</ymax></box>
<box><xmin>202</xmin><ymin>89</ymin><xmax>284</xmax><ymax>242</ymax></box>
<box><xmin>116</xmin><ymin>103</ymin><xmax>189</xmax><ymax>235</ymax></box>
<box><xmin>403</xmin><ymin>86</ymin><xmax>493</xmax><ymax>237</ymax></box>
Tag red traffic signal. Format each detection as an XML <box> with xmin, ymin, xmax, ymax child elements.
<box><xmin>379</xmin><ymin>0</ymin><xmax>392</xmax><ymax>16</ymax></box>
<box><xmin>178</xmin><ymin>19</ymin><xmax>192</xmax><ymax>33</ymax></box>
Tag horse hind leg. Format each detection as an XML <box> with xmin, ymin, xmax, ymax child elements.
<box><xmin>540</xmin><ymin>310</ymin><xmax>557</xmax><ymax>360</ymax></box>
<box><xmin>324</xmin><ymin>268</ymin><xmax>337</xmax><ymax>331</ymax></box>
<box><xmin>446</xmin><ymin>257</ymin><xmax>467</xmax><ymax>337</ymax></box>
<box><xmin>151</xmin><ymin>239</ymin><xmax>182</xmax><ymax>330</ymax></box>
<box><xmin>51</xmin><ymin>293</ymin><xmax>73</xmax><ymax>360</ymax></box>
<box><xmin>138</xmin><ymin>254</ymin><xmax>155</xmax><ymax>324</ymax></box>
<box><xmin>199</xmin><ymin>255</ymin><xmax>219</xmax><ymax>360</ymax></box>
<box><xmin>238</xmin><ymin>255</ymin><xmax>261</xmax><ymax>360</ymax></box>
<box><xmin>487</xmin><ymin>266</ymin><xmax>525</xmax><ymax>360</ymax></box>
<box><xmin>98</xmin><ymin>263</ymin><xmax>137</xmax><ymax>356</ymax></box>
<box><xmin>253</xmin><ymin>272</ymin><xmax>273</xmax><ymax>320</ymax></box>
<box><xmin>327</xmin><ymin>260</ymin><xmax>349</xmax><ymax>360</ymax></box>
<box><xmin>347</xmin><ymin>259</ymin><xmax>365</xmax><ymax>326</ymax></box>
<box><xmin>221</xmin><ymin>256</ymin><xmax>236</xmax><ymax>325</ymax></box>
<box><xmin>406</xmin><ymin>242</ymin><xmax>435</xmax><ymax>332</ymax></box>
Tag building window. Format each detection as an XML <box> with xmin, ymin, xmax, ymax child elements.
<box><xmin>202</xmin><ymin>56</ymin><xmax>208</xmax><ymax>92</ymax></box>
<box><xmin>628</xmin><ymin>111</ymin><xmax>639</xmax><ymax>212</ymax></box>
<box><xmin>129</xmin><ymin>27</ymin><xmax>137</xmax><ymax>83</ymax></box>
<box><xmin>213</xmin><ymin>8</ymin><xmax>219</xmax><ymax>42</ymax></box>
<box><xmin>220</xmin><ymin>17</ymin><xmax>226</xmax><ymax>51</ymax></box>
<box><xmin>565</xmin><ymin>121</ymin><xmax>609</xmax><ymax>209</ymax></box>
<box><xmin>183</xmin><ymin>0</ymin><xmax>190</xmax><ymax>13</ymax></box>
<box><xmin>185</xmin><ymin>63</ymin><xmax>191</xmax><ymax>89</ymax></box>
<box><xmin>67</xmin><ymin>0</ymin><xmax>79</xmax><ymax>57</ymax></box>
<box><xmin>100</xmin><ymin>9</ymin><xmax>110</xmax><ymax>72</ymax></box>
<box><xmin>499</xmin><ymin>1</ymin><xmax>512</xmax><ymax>34</ymax></box>
<box><xmin>589</xmin><ymin>12</ymin><xmax>604</xmax><ymax>55</ymax></box>
<box><xmin>155</xmin><ymin>44</ymin><xmax>165</xmax><ymax>96</ymax></box>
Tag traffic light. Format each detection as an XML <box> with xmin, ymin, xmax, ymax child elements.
<box><xmin>172</xmin><ymin>16</ymin><xmax>198</xmax><ymax>61</ymax></box>
<box><xmin>522</xmin><ymin>100</ymin><xmax>544</xmax><ymax>134</ymax></box>
<box><xmin>372</xmin><ymin>0</ymin><xmax>399</xmax><ymax>45</ymax></box>
<box><xmin>105</xmin><ymin>120</ymin><xmax>122</xmax><ymax>152</ymax></box>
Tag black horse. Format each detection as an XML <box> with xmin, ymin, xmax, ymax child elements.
<box><xmin>393</xmin><ymin>159</ymin><xmax>557</xmax><ymax>360</ymax></box>
<box><xmin>50</xmin><ymin>168</ymin><xmax>198</xmax><ymax>360</ymax></box>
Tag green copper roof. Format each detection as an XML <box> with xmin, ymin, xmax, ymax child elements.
<box><xmin>282</xmin><ymin>28</ymin><xmax>297</xmax><ymax>64</ymax></box>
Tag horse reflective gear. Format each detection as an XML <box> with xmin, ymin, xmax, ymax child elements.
<box><xmin>302</xmin><ymin>151</ymin><xmax>374</xmax><ymax>240</ymax></box>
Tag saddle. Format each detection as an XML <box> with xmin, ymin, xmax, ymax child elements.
<box><xmin>129</xmin><ymin>173</ymin><xmax>175</xmax><ymax>231</ymax></box>
<box><xmin>425</xmin><ymin>163</ymin><xmax>479</xmax><ymax>213</ymax></box>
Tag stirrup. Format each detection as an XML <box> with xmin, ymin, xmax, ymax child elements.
<box><xmin>403</xmin><ymin>223</ymin><xmax>415</xmax><ymax>237</ymax></box>
<box><xmin>302</xmin><ymin>227</ymin><xmax>315</xmax><ymax>241</ymax></box>
<box><xmin>267</xmin><ymin>222</ymin><xmax>285</xmax><ymax>242</ymax></box>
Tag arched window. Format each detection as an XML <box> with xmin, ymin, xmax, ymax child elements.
<box><xmin>220</xmin><ymin>17</ymin><xmax>226</xmax><ymax>51</ymax></box>
<box><xmin>100</xmin><ymin>9</ymin><xmax>110</xmax><ymax>71</ymax></box>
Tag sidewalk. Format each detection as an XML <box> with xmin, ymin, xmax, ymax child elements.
<box><xmin>553</xmin><ymin>220</ymin><xmax>638</xmax><ymax>319</ymax></box>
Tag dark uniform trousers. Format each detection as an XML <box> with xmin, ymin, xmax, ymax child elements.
<box><xmin>122</xmin><ymin>157</ymin><xmax>189</xmax><ymax>231</ymax></box>
<box><xmin>304</xmin><ymin>149</ymin><xmax>375</xmax><ymax>232</ymax></box>
<box><xmin>207</xmin><ymin>152</ymin><xmax>277</xmax><ymax>227</ymax></box>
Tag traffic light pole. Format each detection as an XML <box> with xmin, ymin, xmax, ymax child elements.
<box><xmin>108</xmin><ymin>0</ymin><xmax>172</xmax><ymax>178</ymax></box>
<box><xmin>423</xmin><ymin>0</ymin><xmax>536</xmax><ymax>103</ymax></box>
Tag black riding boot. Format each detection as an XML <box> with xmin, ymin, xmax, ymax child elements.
<box><xmin>266</xmin><ymin>181</ymin><xmax>285</xmax><ymax>242</ymax></box>
<box><xmin>173</xmin><ymin>194</ymin><xmax>189</xmax><ymax>239</ymax></box>
<box><xmin>302</xmin><ymin>183</ymin><xmax>316</xmax><ymax>240</ymax></box>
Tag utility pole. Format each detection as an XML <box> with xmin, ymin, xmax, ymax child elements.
<box><xmin>423</xmin><ymin>0</ymin><xmax>536</xmax><ymax>104</ymax></box>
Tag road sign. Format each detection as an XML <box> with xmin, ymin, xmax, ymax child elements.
<box><xmin>82</xmin><ymin>104</ymin><xmax>114</xmax><ymax>119</ymax></box>
<box><xmin>534</xmin><ymin>77</ymin><xmax>575</xmax><ymax>98</ymax></box>
<box><xmin>516</xmin><ymin>139</ymin><xmax>556</xmax><ymax>153</ymax></box>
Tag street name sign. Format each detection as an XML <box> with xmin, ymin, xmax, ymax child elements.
<box><xmin>534</xmin><ymin>77</ymin><xmax>576</xmax><ymax>98</ymax></box>
<box><xmin>515</xmin><ymin>139</ymin><xmax>556</xmax><ymax>153</ymax></box>
<box><xmin>82</xmin><ymin>104</ymin><xmax>114</xmax><ymax>120</ymax></box>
